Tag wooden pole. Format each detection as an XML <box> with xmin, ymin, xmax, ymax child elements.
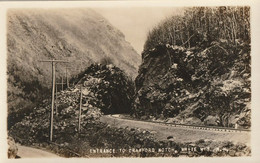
<box><xmin>38</xmin><ymin>59</ymin><xmax>69</xmax><ymax>142</ymax></box>
<box><xmin>50</xmin><ymin>61</ymin><xmax>55</xmax><ymax>142</ymax></box>
<box><xmin>55</xmin><ymin>83</ymin><xmax>58</xmax><ymax>116</ymax></box>
<box><xmin>78</xmin><ymin>86</ymin><xmax>83</xmax><ymax>133</ymax></box>
<box><xmin>61</xmin><ymin>76</ymin><xmax>64</xmax><ymax>91</ymax></box>
<box><xmin>66</xmin><ymin>66</ymin><xmax>69</xmax><ymax>88</ymax></box>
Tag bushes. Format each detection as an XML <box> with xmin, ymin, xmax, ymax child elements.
<box><xmin>100</xmin><ymin>57</ymin><xmax>114</xmax><ymax>65</ymax></box>
<box><xmin>74</xmin><ymin>64</ymin><xmax>135</xmax><ymax>114</ymax></box>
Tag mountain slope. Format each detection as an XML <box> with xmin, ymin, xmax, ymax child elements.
<box><xmin>7</xmin><ymin>9</ymin><xmax>141</xmax><ymax>127</ymax></box>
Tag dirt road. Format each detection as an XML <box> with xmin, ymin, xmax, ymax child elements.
<box><xmin>100</xmin><ymin>115</ymin><xmax>250</xmax><ymax>145</ymax></box>
<box><xmin>17</xmin><ymin>145</ymin><xmax>60</xmax><ymax>158</ymax></box>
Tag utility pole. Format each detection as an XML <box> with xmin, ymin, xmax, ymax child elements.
<box><xmin>78</xmin><ymin>86</ymin><xmax>83</xmax><ymax>133</ymax></box>
<box><xmin>55</xmin><ymin>77</ymin><xmax>66</xmax><ymax>115</ymax></box>
<box><xmin>39</xmin><ymin>59</ymin><xmax>69</xmax><ymax>142</ymax></box>
<box><xmin>55</xmin><ymin>85</ymin><xmax>58</xmax><ymax>115</ymax></box>
<box><xmin>65</xmin><ymin>66</ymin><xmax>69</xmax><ymax>88</ymax></box>
<box><xmin>61</xmin><ymin>76</ymin><xmax>64</xmax><ymax>91</ymax></box>
<box><xmin>56</xmin><ymin>78</ymin><xmax>65</xmax><ymax>91</ymax></box>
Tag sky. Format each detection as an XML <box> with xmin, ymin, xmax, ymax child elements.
<box><xmin>94</xmin><ymin>7</ymin><xmax>184</xmax><ymax>54</ymax></box>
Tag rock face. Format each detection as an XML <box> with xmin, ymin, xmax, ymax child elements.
<box><xmin>8</xmin><ymin>136</ymin><xmax>18</xmax><ymax>158</ymax></box>
<box><xmin>134</xmin><ymin>7</ymin><xmax>251</xmax><ymax>128</ymax></box>
<box><xmin>72</xmin><ymin>63</ymin><xmax>135</xmax><ymax>114</ymax></box>
<box><xmin>134</xmin><ymin>42</ymin><xmax>251</xmax><ymax>128</ymax></box>
<box><xmin>7</xmin><ymin>9</ymin><xmax>140</xmax><ymax>127</ymax></box>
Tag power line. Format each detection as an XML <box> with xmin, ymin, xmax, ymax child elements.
<box><xmin>38</xmin><ymin>59</ymin><xmax>69</xmax><ymax>142</ymax></box>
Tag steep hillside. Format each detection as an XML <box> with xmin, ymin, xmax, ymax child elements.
<box><xmin>7</xmin><ymin>9</ymin><xmax>140</xmax><ymax>127</ymax></box>
<box><xmin>134</xmin><ymin>7</ymin><xmax>251</xmax><ymax>129</ymax></box>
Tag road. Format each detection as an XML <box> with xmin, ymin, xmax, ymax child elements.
<box><xmin>100</xmin><ymin>115</ymin><xmax>250</xmax><ymax>146</ymax></box>
<box><xmin>17</xmin><ymin>145</ymin><xmax>60</xmax><ymax>158</ymax></box>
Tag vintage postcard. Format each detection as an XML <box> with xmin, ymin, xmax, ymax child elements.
<box><xmin>0</xmin><ymin>0</ymin><xmax>260</xmax><ymax>162</ymax></box>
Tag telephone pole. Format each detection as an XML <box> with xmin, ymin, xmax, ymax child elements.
<box><xmin>61</xmin><ymin>76</ymin><xmax>64</xmax><ymax>91</ymax></box>
<box><xmin>56</xmin><ymin>77</ymin><xmax>66</xmax><ymax>91</ymax></box>
<box><xmin>55</xmin><ymin>77</ymin><xmax>66</xmax><ymax>115</ymax></box>
<box><xmin>78</xmin><ymin>86</ymin><xmax>83</xmax><ymax>133</ymax></box>
<box><xmin>39</xmin><ymin>59</ymin><xmax>69</xmax><ymax>142</ymax></box>
<box><xmin>65</xmin><ymin>66</ymin><xmax>69</xmax><ymax>88</ymax></box>
<box><xmin>55</xmin><ymin>85</ymin><xmax>58</xmax><ymax>115</ymax></box>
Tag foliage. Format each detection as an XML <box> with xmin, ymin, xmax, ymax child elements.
<box><xmin>144</xmin><ymin>7</ymin><xmax>250</xmax><ymax>51</ymax></box>
<box><xmin>75</xmin><ymin>64</ymin><xmax>135</xmax><ymax>114</ymax></box>
<box><xmin>100</xmin><ymin>57</ymin><xmax>114</xmax><ymax>65</ymax></box>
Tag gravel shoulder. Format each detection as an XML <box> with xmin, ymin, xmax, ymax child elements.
<box><xmin>100</xmin><ymin>115</ymin><xmax>250</xmax><ymax>146</ymax></box>
<box><xmin>17</xmin><ymin>145</ymin><xmax>61</xmax><ymax>158</ymax></box>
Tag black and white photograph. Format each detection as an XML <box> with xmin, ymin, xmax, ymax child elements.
<box><xmin>0</xmin><ymin>0</ymin><xmax>260</xmax><ymax>161</ymax></box>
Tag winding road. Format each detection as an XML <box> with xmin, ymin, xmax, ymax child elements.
<box><xmin>14</xmin><ymin>115</ymin><xmax>250</xmax><ymax>158</ymax></box>
<box><xmin>100</xmin><ymin>115</ymin><xmax>250</xmax><ymax>145</ymax></box>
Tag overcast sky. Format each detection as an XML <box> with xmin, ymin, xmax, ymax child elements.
<box><xmin>94</xmin><ymin>7</ymin><xmax>184</xmax><ymax>54</ymax></box>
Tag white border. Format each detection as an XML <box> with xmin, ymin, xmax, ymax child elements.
<box><xmin>1</xmin><ymin>1</ymin><xmax>260</xmax><ymax>163</ymax></box>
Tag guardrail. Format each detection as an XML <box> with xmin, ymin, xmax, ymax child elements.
<box><xmin>109</xmin><ymin>115</ymin><xmax>250</xmax><ymax>133</ymax></box>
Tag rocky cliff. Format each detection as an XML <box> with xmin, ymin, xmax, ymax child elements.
<box><xmin>134</xmin><ymin>7</ymin><xmax>251</xmax><ymax>128</ymax></box>
<box><xmin>134</xmin><ymin>42</ymin><xmax>250</xmax><ymax>128</ymax></box>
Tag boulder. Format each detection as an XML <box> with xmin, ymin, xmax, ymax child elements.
<box><xmin>203</xmin><ymin>116</ymin><xmax>219</xmax><ymax>126</ymax></box>
<box><xmin>184</xmin><ymin>117</ymin><xmax>203</xmax><ymax>125</ymax></box>
<box><xmin>8</xmin><ymin>136</ymin><xmax>18</xmax><ymax>159</ymax></box>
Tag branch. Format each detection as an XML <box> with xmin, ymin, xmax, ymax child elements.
<box><xmin>181</xmin><ymin>34</ymin><xmax>195</xmax><ymax>47</ymax></box>
<box><xmin>213</xmin><ymin>44</ymin><xmax>229</xmax><ymax>55</ymax></box>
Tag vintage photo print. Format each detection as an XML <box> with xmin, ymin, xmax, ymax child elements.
<box><xmin>0</xmin><ymin>0</ymin><xmax>260</xmax><ymax>162</ymax></box>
